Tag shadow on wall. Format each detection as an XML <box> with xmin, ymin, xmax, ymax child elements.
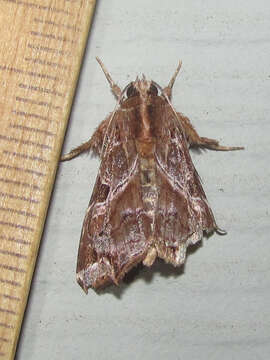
<box><xmin>96</xmin><ymin>240</ymin><xmax>203</xmax><ymax>299</ymax></box>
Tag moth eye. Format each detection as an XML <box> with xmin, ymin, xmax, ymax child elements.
<box><xmin>148</xmin><ymin>84</ymin><xmax>158</xmax><ymax>96</ymax></box>
<box><xmin>126</xmin><ymin>83</ymin><xmax>139</xmax><ymax>98</ymax></box>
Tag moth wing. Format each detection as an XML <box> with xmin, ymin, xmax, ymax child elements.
<box><xmin>76</xmin><ymin>111</ymin><xmax>152</xmax><ymax>291</ymax></box>
<box><xmin>153</xmin><ymin>103</ymin><xmax>217</xmax><ymax>266</ymax></box>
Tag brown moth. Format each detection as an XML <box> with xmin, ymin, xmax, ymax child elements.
<box><xmin>62</xmin><ymin>58</ymin><xmax>243</xmax><ymax>292</ymax></box>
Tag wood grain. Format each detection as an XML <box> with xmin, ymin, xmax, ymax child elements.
<box><xmin>0</xmin><ymin>1</ymin><xmax>96</xmax><ymax>358</ymax></box>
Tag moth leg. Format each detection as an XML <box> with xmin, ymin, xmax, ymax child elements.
<box><xmin>61</xmin><ymin>116</ymin><xmax>110</xmax><ymax>161</ymax></box>
<box><xmin>178</xmin><ymin>113</ymin><xmax>244</xmax><ymax>151</ymax></box>
<box><xmin>163</xmin><ymin>60</ymin><xmax>182</xmax><ymax>100</ymax></box>
<box><xmin>61</xmin><ymin>138</ymin><xmax>94</xmax><ymax>161</ymax></box>
<box><xmin>96</xmin><ymin>57</ymin><xmax>122</xmax><ymax>100</ymax></box>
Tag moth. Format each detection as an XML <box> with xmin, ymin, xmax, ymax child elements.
<box><xmin>62</xmin><ymin>58</ymin><xmax>243</xmax><ymax>292</ymax></box>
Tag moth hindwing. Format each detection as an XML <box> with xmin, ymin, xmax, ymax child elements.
<box><xmin>62</xmin><ymin>58</ymin><xmax>244</xmax><ymax>292</ymax></box>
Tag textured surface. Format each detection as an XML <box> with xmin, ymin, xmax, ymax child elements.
<box><xmin>17</xmin><ymin>0</ymin><xmax>270</xmax><ymax>359</ymax></box>
<box><xmin>0</xmin><ymin>1</ymin><xmax>96</xmax><ymax>358</ymax></box>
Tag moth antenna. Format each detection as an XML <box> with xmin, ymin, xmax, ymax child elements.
<box><xmin>163</xmin><ymin>60</ymin><xmax>182</xmax><ymax>99</ymax></box>
<box><xmin>168</xmin><ymin>60</ymin><xmax>182</xmax><ymax>89</ymax></box>
<box><xmin>96</xmin><ymin>57</ymin><xmax>122</xmax><ymax>99</ymax></box>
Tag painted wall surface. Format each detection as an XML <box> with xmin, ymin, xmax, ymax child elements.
<box><xmin>17</xmin><ymin>1</ymin><xmax>270</xmax><ymax>359</ymax></box>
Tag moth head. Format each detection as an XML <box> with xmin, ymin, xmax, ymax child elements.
<box><xmin>125</xmin><ymin>77</ymin><xmax>158</xmax><ymax>99</ymax></box>
<box><xmin>96</xmin><ymin>57</ymin><xmax>182</xmax><ymax>103</ymax></box>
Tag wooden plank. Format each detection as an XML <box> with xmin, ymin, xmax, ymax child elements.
<box><xmin>0</xmin><ymin>1</ymin><xmax>96</xmax><ymax>358</ymax></box>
